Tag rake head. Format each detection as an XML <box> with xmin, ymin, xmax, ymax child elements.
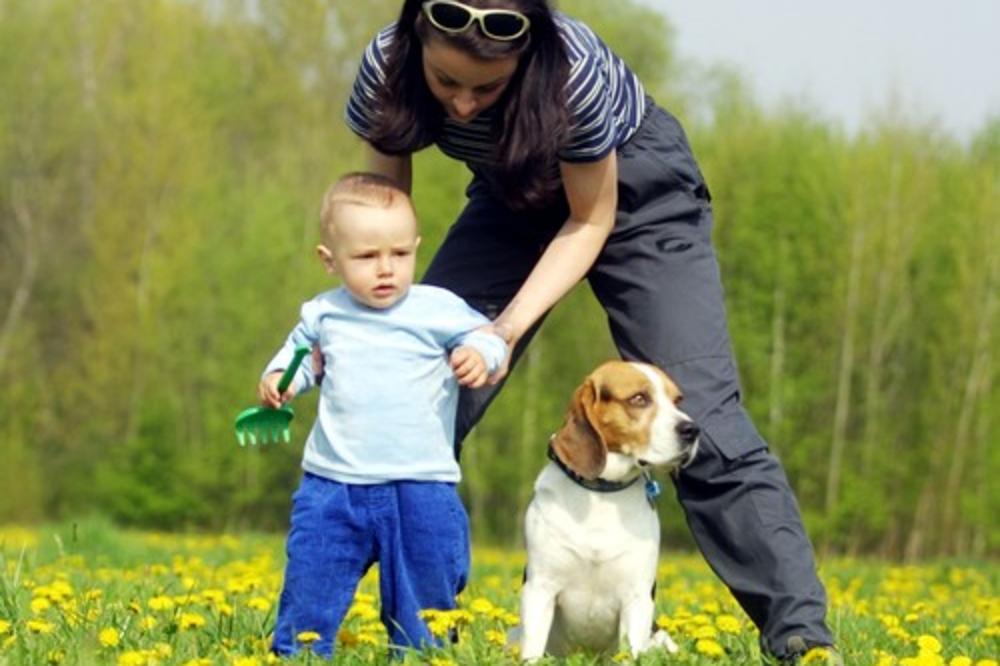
<box><xmin>234</xmin><ymin>405</ymin><xmax>296</xmax><ymax>446</ymax></box>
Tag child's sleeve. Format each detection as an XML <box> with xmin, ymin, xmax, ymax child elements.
<box><xmin>261</xmin><ymin>300</ymin><xmax>320</xmax><ymax>395</ymax></box>
<box><xmin>454</xmin><ymin>329</ymin><xmax>508</xmax><ymax>374</ymax></box>
<box><xmin>433</xmin><ymin>292</ymin><xmax>508</xmax><ymax>374</ymax></box>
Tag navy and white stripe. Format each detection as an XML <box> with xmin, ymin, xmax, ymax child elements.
<box><xmin>345</xmin><ymin>13</ymin><xmax>646</xmax><ymax>169</ymax></box>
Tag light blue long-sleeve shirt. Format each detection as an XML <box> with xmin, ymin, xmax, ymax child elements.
<box><xmin>263</xmin><ymin>285</ymin><xmax>507</xmax><ymax>484</ymax></box>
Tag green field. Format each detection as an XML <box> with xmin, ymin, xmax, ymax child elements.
<box><xmin>0</xmin><ymin>522</ymin><xmax>996</xmax><ymax>665</ymax></box>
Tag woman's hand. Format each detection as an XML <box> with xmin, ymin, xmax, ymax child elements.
<box><xmin>258</xmin><ymin>370</ymin><xmax>296</xmax><ymax>408</ymax></box>
<box><xmin>485</xmin><ymin>320</ymin><xmax>516</xmax><ymax>385</ymax></box>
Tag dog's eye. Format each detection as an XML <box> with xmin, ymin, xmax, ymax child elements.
<box><xmin>627</xmin><ymin>392</ymin><xmax>650</xmax><ymax>407</ymax></box>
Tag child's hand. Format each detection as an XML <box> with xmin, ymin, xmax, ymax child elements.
<box><xmin>450</xmin><ymin>345</ymin><xmax>489</xmax><ymax>388</ymax></box>
<box><xmin>258</xmin><ymin>370</ymin><xmax>295</xmax><ymax>408</ymax></box>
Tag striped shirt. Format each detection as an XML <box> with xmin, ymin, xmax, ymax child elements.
<box><xmin>345</xmin><ymin>13</ymin><xmax>646</xmax><ymax>170</ymax></box>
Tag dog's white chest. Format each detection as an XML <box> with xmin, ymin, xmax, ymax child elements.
<box><xmin>521</xmin><ymin>464</ymin><xmax>661</xmax><ymax>654</ymax></box>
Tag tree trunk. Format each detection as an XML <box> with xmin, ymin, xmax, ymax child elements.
<box><xmin>939</xmin><ymin>243</ymin><xmax>997</xmax><ymax>552</ymax></box>
<box><xmin>768</xmin><ymin>234</ymin><xmax>787</xmax><ymax>437</ymax></box>
<box><xmin>826</xmin><ymin>221</ymin><xmax>865</xmax><ymax>532</ymax></box>
<box><xmin>0</xmin><ymin>183</ymin><xmax>39</xmax><ymax>379</ymax></box>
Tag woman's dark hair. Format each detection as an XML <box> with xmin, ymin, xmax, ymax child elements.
<box><xmin>369</xmin><ymin>0</ymin><xmax>569</xmax><ymax>210</ymax></box>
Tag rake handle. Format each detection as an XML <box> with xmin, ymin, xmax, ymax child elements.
<box><xmin>277</xmin><ymin>345</ymin><xmax>311</xmax><ymax>394</ymax></box>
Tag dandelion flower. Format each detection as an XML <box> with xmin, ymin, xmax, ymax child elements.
<box><xmin>26</xmin><ymin>619</ymin><xmax>55</xmax><ymax>634</ymax></box>
<box><xmin>246</xmin><ymin>597</ymin><xmax>271</xmax><ymax>612</ymax></box>
<box><xmin>696</xmin><ymin>638</ymin><xmax>725</xmax><ymax>658</ymax></box>
<box><xmin>98</xmin><ymin>627</ymin><xmax>120</xmax><ymax>648</ymax></box>
<box><xmin>692</xmin><ymin>625</ymin><xmax>719</xmax><ymax>640</ymax></box>
<box><xmin>148</xmin><ymin>595</ymin><xmax>175</xmax><ymax>612</ymax></box>
<box><xmin>0</xmin><ymin>620</ymin><xmax>11</xmax><ymax>635</ymax></box>
<box><xmin>917</xmin><ymin>635</ymin><xmax>942</xmax><ymax>653</ymax></box>
<box><xmin>469</xmin><ymin>597</ymin><xmax>495</xmax><ymax>614</ymax></box>
<box><xmin>31</xmin><ymin>597</ymin><xmax>52</xmax><ymax>614</ymax></box>
<box><xmin>116</xmin><ymin>651</ymin><xmax>150</xmax><ymax>666</ymax></box>
<box><xmin>231</xmin><ymin>657</ymin><xmax>261</xmax><ymax>666</ymax></box>
<box><xmin>179</xmin><ymin>612</ymin><xmax>206</xmax><ymax>630</ymax></box>
<box><xmin>485</xmin><ymin>629</ymin><xmax>507</xmax><ymax>646</ymax></box>
<box><xmin>296</xmin><ymin>630</ymin><xmax>321</xmax><ymax>645</ymax></box>
<box><xmin>949</xmin><ymin>658</ymin><xmax>972</xmax><ymax>666</ymax></box>
<box><xmin>715</xmin><ymin>614</ymin><xmax>742</xmax><ymax>633</ymax></box>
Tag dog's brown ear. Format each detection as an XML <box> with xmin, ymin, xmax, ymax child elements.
<box><xmin>551</xmin><ymin>377</ymin><xmax>606</xmax><ymax>480</ymax></box>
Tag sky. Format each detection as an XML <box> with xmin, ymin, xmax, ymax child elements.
<box><xmin>640</xmin><ymin>0</ymin><xmax>1000</xmax><ymax>140</ymax></box>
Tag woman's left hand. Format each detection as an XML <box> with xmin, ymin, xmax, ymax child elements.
<box><xmin>485</xmin><ymin>320</ymin><xmax>515</xmax><ymax>385</ymax></box>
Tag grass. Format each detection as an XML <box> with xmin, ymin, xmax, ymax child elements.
<box><xmin>0</xmin><ymin>520</ymin><xmax>997</xmax><ymax>665</ymax></box>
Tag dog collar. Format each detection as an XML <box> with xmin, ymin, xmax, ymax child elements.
<box><xmin>546</xmin><ymin>445</ymin><xmax>640</xmax><ymax>494</ymax></box>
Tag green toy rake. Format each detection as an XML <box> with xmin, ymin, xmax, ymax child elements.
<box><xmin>234</xmin><ymin>345</ymin><xmax>310</xmax><ymax>446</ymax></box>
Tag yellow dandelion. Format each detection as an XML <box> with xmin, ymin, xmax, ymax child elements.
<box><xmin>98</xmin><ymin>627</ymin><xmax>120</xmax><ymax>648</ymax></box>
<box><xmin>696</xmin><ymin>638</ymin><xmax>726</xmax><ymax>658</ymax></box>
<box><xmin>347</xmin><ymin>601</ymin><xmax>379</xmax><ymax>621</ymax></box>
<box><xmin>181</xmin><ymin>659</ymin><xmax>213</xmax><ymax>666</ymax></box>
<box><xmin>296</xmin><ymin>630</ymin><xmax>321</xmax><ymax>645</ymax></box>
<box><xmin>953</xmin><ymin>624</ymin><xmax>972</xmax><ymax>638</ymax></box>
<box><xmin>974</xmin><ymin>661</ymin><xmax>998</xmax><ymax>666</ymax></box>
<box><xmin>469</xmin><ymin>597</ymin><xmax>495</xmax><ymax>614</ymax></box>
<box><xmin>357</xmin><ymin>631</ymin><xmax>380</xmax><ymax>646</ymax></box>
<box><xmin>715</xmin><ymin>614</ymin><xmax>742</xmax><ymax>633</ymax></box>
<box><xmin>246</xmin><ymin>597</ymin><xmax>272</xmax><ymax>612</ymax></box>
<box><xmin>0</xmin><ymin>620</ymin><xmax>11</xmax><ymax>635</ymax></box>
<box><xmin>692</xmin><ymin>625</ymin><xmax>719</xmax><ymax>640</ymax></box>
<box><xmin>46</xmin><ymin>648</ymin><xmax>66</xmax><ymax>665</ymax></box>
<box><xmin>337</xmin><ymin>628</ymin><xmax>359</xmax><ymax>647</ymax></box>
<box><xmin>802</xmin><ymin>647</ymin><xmax>837</xmax><ymax>664</ymax></box>
<box><xmin>874</xmin><ymin>651</ymin><xmax>895</xmax><ymax>666</ymax></box>
<box><xmin>26</xmin><ymin>618</ymin><xmax>55</xmax><ymax>634</ymax></box>
<box><xmin>231</xmin><ymin>657</ymin><xmax>260</xmax><ymax>666</ymax></box>
<box><xmin>179</xmin><ymin>612</ymin><xmax>206</xmax><ymax>630</ymax></box>
<box><xmin>917</xmin><ymin>635</ymin><xmax>942</xmax><ymax>653</ymax></box>
<box><xmin>485</xmin><ymin>629</ymin><xmax>507</xmax><ymax>646</ymax></box>
<box><xmin>139</xmin><ymin>615</ymin><xmax>157</xmax><ymax>631</ymax></box>
<box><xmin>148</xmin><ymin>595</ymin><xmax>175</xmax><ymax>612</ymax></box>
<box><xmin>31</xmin><ymin>597</ymin><xmax>52</xmax><ymax>614</ymax></box>
<box><xmin>428</xmin><ymin>658</ymin><xmax>456</xmax><ymax>666</ymax></box>
<box><xmin>949</xmin><ymin>658</ymin><xmax>972</xmax><ymax>666</ymax></box>
<box><xmin>116</xmin><ymin>651</ymin><xmax>150</xmax><ymax>666</ymax></box>
<box><xmin>426</xmin><ymin>617</ymin><xmax>453</xmax><ymax>638</ymax></box>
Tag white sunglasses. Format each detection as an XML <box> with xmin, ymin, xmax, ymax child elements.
<box><xmin>421</xmin><ymin>0</ymin><xmax>531</xmax><ymax>41</ymax></box>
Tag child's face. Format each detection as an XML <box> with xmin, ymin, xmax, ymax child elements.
<box><xmin>318</xmin><ymin>202</ymin><xmax>420</xmax><ymax>310</ymax></box>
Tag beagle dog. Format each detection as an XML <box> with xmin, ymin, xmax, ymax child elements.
<box><xmin>518</xmin><ymin>360</ymin><xmax>700</xmax><ymax>661</ymax></box>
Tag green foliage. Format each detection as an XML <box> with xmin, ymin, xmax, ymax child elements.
<box><xmin>0</xmin><ymin>0</ymin><xmax>996</xmax><ymax>558</ymax></box>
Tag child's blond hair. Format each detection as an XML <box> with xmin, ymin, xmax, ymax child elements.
<box><xmin>320</xmin><ymin>172</ymin><xmax>414</xmax><ymax>243</ymax></box>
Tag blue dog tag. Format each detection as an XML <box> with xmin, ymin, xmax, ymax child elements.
<box><xmin>644</xmin><ymin>474</ymin><xmax>661</xmax><ymax>508</ymax></box>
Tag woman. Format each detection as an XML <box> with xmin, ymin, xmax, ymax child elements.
<box><xmin>345</xmin><ymin>1</ymin><xmax>839</xmax><ymax>662</ymax></box>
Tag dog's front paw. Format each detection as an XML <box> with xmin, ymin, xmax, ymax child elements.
<box><xmin>651</xmin><ymin>629</ymin><xmax>679</xmax><ymax>653</ymax></box>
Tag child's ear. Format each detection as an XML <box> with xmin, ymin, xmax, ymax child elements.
<box><xmin>316</xmin><ymin>244</ymin><xmax>337</xmax><ymax>274</ymax></box>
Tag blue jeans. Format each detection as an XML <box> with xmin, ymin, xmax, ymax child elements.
<box><xmin>272</xmin><ymin>473</ymin><xmax>470</xmax><ymax>657</ymax></box>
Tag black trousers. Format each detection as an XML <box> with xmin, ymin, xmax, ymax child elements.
<box><xmin>422</xmin><ymin>102</ymin><xmax>834</xmax><ymax>660</ymax></box>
